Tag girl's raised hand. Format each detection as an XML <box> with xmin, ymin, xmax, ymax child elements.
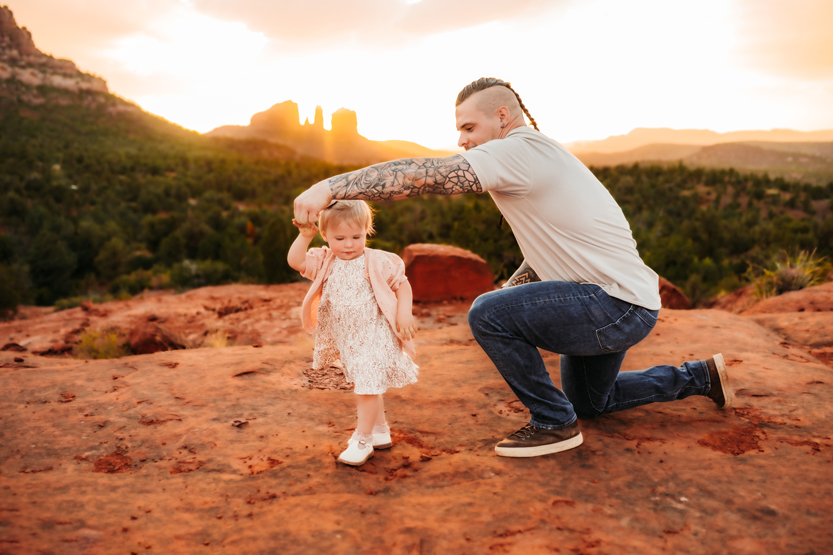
<box><xmin>396</xmin><ymin>314</ymin><xmax>418</xmax><ymax>341</ymax></box>
<box><xmin>292</xmin><ymin>218</ymin><xmax>319</xmax><ymax>238</ymax></box>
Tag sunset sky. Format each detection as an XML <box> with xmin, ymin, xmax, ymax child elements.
<box><xmin>10</xmin><ymin>0</ymin><xmax>833</xmax><ymax>150</ymax></box>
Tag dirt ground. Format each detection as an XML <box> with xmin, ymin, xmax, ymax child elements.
<box><xmin>1</xmin><ymin>283</ymin><xmax>831</xmax><ymax>554</ymax></box>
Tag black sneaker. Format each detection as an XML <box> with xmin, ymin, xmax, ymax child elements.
<box><xmin>494</xmin><ymin>421</ymin><xmax>583</xmax><ymax>458</ymax></box>
<box><xmin>705</xmin><ymin>353</ymin><xmax>734</xmax><ymax>409</ymax></box>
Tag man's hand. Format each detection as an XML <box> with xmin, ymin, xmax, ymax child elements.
<box><xmin>396</xmin><ymin>313</ymin><xmax>418</xmax><ymax>341</ymax></box>
<box><xmin>293</xmin><ymin>181</ymin><xmax>332</xmax><ymax>225</ymax></box>
<box><xmin>292</xmin><ymin>219</ymin><xmax>319</xmax><ymax>239</ymax></box>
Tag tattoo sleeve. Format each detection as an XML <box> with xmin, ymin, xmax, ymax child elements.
<box><xmin>503</xmin><ymin>260</ymin><xmax>541</xmax><ymax>287</ymax></box>
<box><xmin>327</xmin><ymin>155</ymin><xmax>482</xmax><ymax>201</ymax></box>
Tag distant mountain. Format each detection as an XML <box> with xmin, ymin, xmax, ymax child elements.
<box><xmin>206</xmin><ymin>102</ymin><xmax>455</xmax><ymax>166</ymax></box>
<box><xmin>567</xmin><ymin>127</ymin><xmax>833</xmax><ymax>154</ymax></box>
<box><xmin>566</xmin><ymin>127</ymin><xmax>833</xmax><ymax>186</ymax></box>
<box><xmin>573</xmin><ymin>141</ymin><xmax>833</xmax><ymax>186</ymax></box>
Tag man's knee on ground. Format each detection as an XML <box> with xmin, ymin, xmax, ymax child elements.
<box><xmin>566</xmin><ymin>393</ymin><xmax>605</xmax><ymax>419</ymax></box>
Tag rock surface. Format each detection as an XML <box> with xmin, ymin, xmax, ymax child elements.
<box><xmin>1</xmin><ymin>283</ymin><xmax>832</xmax><ymax>554</ymax></box>
<box><xmin>741</xmin><ymin>281</ymin><xmax>833</xmax><ymax>315</ymax></box>
<box><xmin>0</xmin><ymin>6</ymin><xmax>108</xmax><ymax>93</ymax></box>
<box><xmin>401</xmin><ymin>243</ymin><xmax>495</xmax><ymax>302</ymax></box>
<box><xmin>658</xmin><ymin>276</ymin><xmax>692</xmax><ymax>309</ymax></box>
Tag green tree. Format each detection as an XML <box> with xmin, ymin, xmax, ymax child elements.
<box><xmin>94</xmin><ymin>237</ymin><xmax>131</xmax><ymax>281</ymax></box>
<box><xmin>157</xmin><ymin>232</ymin><xmax>186</xmax><ymax>266</ymax></box>
<box><xmin>260</xmin><ymin>215</ymin><xmax>298</xmax><ymax>284</ymax></box>
<box><xmin>0</xmin><ymin>264</ymin><xmax>26</xmax><ymax>318</ymax></box>
<box><xmin>27</xmin><ymin>230</ymin><xmax>77</xmax><ymax>304</ymax></box>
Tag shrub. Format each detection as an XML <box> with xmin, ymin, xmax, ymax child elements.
<box><xmin>0</xmin><ymin>264</ymin><xmax>26</xmax><ymax>319</ymax></box>
<box><xmin>202</xmin><ymin>330</ymin><xmax>230</xmax><ymax>348</ymax></box>
<box><xmin>110</xmin><ymin>269</ymin><xmax>153</xmax><ymax>295</ymax></box>
<box><xmin>54</xmin><ymin>292</ymin><xmax>115</xmax><ymax>311</ymax></box>
<box><xmin>170</xmin><ymin>259</ymin><xmax>233</xmax><ymax>289</ymax></box>
<box><xmin>74</xmin><ymin>329</ymin><xmax>130</xmax><ymax>359</ymax></box>
<box><xmin>747</xmin><ymin>250</ymin><xmax>831</xmax><ymax>300</ymax></box>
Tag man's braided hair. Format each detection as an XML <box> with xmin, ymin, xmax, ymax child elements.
<box><xmin>455</xmin><ymin>77</ymin><xmax>539</xmax><ymax>131</ymax></box>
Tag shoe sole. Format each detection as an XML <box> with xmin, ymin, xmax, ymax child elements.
<box><xmin>337</xmin><ymin>450</ymin><xmax>374</xmax><ymax>466</ymax></box>
<box><xmin>494</xmin><ymin>432</ymin><xmax>584</xmax><ymax>458</ymax></box>
<box><xmin>713</xmin><ymin>353</ymin><xmax>734</xmax><ymax>409</ymax></box>
<box><xmin>348</xmin><ymin>439</ymin><xmax>393</xmax><ymax>450</ymax></box>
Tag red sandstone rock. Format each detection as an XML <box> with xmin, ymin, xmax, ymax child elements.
<box><xmin>1</xmin><ymin>342</ymin><xmax>26</xmax><ymax>352</ymax></box>
<box><xmin>128</xmin><ymin>322</ymin><xmax>189</xmax><ymax>355</ymax></box>
<box><xmin>742</xmin><ymin>281</ymin><xmax>833</xmax><ymax>315</ymax></box>
<box><xmin>708</xmin><ymin>284</ymin><xmax>756</xmax><ymax>313</ymax></box>
<box><xmin>31</xmin><ymin>342</ymin><xmax>72</xmax><ymax>356</ymax></box>
<box><xmin>401</xmin><ymin>243</ymin><xmax>494</xmax><ymax>302</ymax></box>
<box><xmin>658</xmin><ymin>276</ymin><xmax>692</xmax><ymax>309</ymax></box>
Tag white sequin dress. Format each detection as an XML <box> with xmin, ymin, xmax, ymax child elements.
<box><xmin>313</xmin><ymin>253</ymin><xmax>419</xmax><ymax>395</ymax></box>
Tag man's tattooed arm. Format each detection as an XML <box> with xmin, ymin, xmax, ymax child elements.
<box><xmin>503</xmin><ymin>260</ymin><xmax>541</xmax><ymax>287</ymax></box>
<box><xmin>327</xmin><ymin>155</ymin><xmax>482</xmax><ymax>201</ymax></box>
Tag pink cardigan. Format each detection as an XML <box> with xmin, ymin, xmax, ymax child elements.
<box><xmin>300</xmin><ymin>247</ymin><xmax>415</xmax><ymax>358</ymax></box>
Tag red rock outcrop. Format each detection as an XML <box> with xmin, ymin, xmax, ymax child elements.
<box><xmin>206</xmin><ymin>100</ymin><xmax>455</xmax><ymax>165</ymax></box>
<box><xmin>708</xmin><ymin>284</ymin><xmax>756</xmax><ymax>313</ymax></box>
<box><xmin>742</xmin><ymin>281</ymin><xmax>833</xmax><ymax>315</ymax></box>
<box><xmin>658</xmin><ymin>276</ymin><xmax>692</xmax><ymax>309</ymax></box>
<box><xmin>128</xmin><ymin>322</ymin><xmax>190</xmax><ymax>355</ymax></box>
<box><xmin>1</xmin><ymin>285</ymin><xmax>831</xmax><ymax>553</ymax></box>
<box><xmin>402</xmin><ymin>243</ymin><xmax>495</xmax><ymax>302</ymax></box>
<box><xmin>0</xmin><ymin>6</ymin><xmax>108</xmax><ymax>93</ymax></box>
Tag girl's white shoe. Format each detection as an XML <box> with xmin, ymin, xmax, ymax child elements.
<box><xmin>349</xmin><ymin>424</ymin><xmax>392</xmax><ymax>450</ymax></box>
<box><xmin>338</xmin><ymin>433</ymin><xmax>374</xmax><ymax>466</ymax></box>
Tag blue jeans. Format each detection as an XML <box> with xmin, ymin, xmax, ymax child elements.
<box><xmin>468</xmin><ymin>282</ymin><xmax>711</xmax><ymax>429</ymax></box>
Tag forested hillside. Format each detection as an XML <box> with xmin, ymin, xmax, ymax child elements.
<box><xmin>1</xmin><ymin>83</ymin><xmax>832</xmax><ymax>315</ymax></box>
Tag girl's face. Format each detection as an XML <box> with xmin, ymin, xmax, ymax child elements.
<box><xmin>322</xmin><ymin>219</ymin><xmax>367</xmax><ymax>261</ymax></box>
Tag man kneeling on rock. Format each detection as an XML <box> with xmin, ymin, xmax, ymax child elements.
<box><xmin>293</xmin><ymin>77</ymin><xmax>734</xmax><ymax>458</ymax></box>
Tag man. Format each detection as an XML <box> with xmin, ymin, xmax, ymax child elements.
<box><xmin>293</xmin><ymin>77</ymin><xmax>733</xmax><ymax>458</ymax></box>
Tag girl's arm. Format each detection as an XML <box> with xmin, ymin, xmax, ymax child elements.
<box><xmin>287</xmin><ymin>219</ymin><xmax>319</xmax><ymax>274</ymax></box>
<box><xmin>394</xmin><ymin>280</ymin><xmax>417</xmax><ymax>341</ymax></box>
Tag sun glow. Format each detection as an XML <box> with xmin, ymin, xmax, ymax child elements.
<box><xmin>11</xmin><ymin>0</ymin><xmax>833</xmax><ymax>149</ymax></box>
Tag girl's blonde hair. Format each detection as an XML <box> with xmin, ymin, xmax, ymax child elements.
<box><xmin>319</xmin><ymin>200</ymin><xmax>375</xmax><ymax>236</ymax></box>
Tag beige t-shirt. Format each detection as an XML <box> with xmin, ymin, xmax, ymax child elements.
<box><xmin>461</xmin><ymin>127</ymin><xmax>661</xmax><ymax>310</ymax></box>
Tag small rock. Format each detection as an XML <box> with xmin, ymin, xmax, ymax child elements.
<box><xmin>401</xmin><ymin>244</ymin><xmax>494</xmax><ymax>302</ymax></box>
<box><xmin>658</xmin><ymin>277</ymin><xmax>692</xmax><ymax>310</ymax></box>
<box><xmin>128</xmin><ymin>323</ymin><xmax>189</xmax><ymax>355</ymax></box>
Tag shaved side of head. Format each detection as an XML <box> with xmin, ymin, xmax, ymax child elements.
<box><xmin>455</xmin><ymin>77</ymin><xmax>540</xmax><ymax>131</ymax></box>
<box><xmin>468</xmin><ymin>86</ymin><xmax>523</xmax><ymax>119</ymax></box>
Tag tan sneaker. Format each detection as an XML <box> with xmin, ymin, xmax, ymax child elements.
<box><xmin>495</xmin><ymin>421</ymin><xmax>583</xmax><ymax>458</ymax></box>
<box><xmin>705</xmin><ymin>353</ymin><xmax>734</xmax><ymax>409</ymax></box>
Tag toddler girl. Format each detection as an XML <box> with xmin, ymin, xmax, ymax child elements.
<box><xmin>287</xmin><ymin>200</ymin><xmax>418</xmax><ymax>466</ymax></box>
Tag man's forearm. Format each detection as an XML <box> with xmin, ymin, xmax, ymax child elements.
<box><xmin>504</xmin><ymin>260</ymin><xmax>541</xmax><ymax>287</ymax></box>
<box><xmin>327</xmin><ymin>155</ymin><xmax>482</xmax><ymax>201</ymax></box>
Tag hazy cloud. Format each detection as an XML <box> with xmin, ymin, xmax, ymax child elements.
<box><xmin>735</xmin><ymin>0</ymin><xmax>833</xmax><ymax>80</ymax></box>
<box><xmin>190</xmin><ymin>0</ymin><xmax>566</xmax><ymax>47</ymax></box>
<box><xmin>9</xmin><ymin>0</ymin><xmax>178</xmax><ymax>57</ymax></box>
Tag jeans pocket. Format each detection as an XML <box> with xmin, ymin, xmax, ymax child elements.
<box><xmin>595</xmin><ymin>305</ymin><xmax>656</xmax><ymax>353</ymax></box>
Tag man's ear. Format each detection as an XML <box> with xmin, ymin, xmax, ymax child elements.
<box><xmin>496</xmin><ymin>105</ymin><xmax>511</xmax><ymax>124</ymax></box>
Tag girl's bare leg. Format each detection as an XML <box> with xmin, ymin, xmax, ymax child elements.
<box><xmin>376</xmin><ymin>395</ymin><xmax>386</xmax><ymax>426</ymax></box>
<box><xmin>356</xmin><ymin>394</ymin><xmax>380</xmax><ymax>435</ymax></box>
